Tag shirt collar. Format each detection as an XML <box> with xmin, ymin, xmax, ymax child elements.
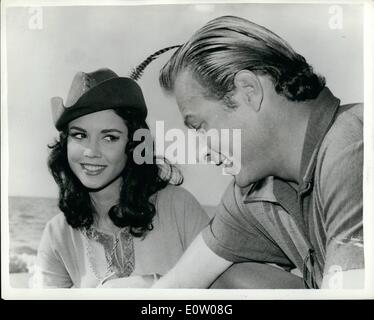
<box><xmin>272</xmin><ymin>87</ymin><xmax>340</xmax><ymax>224</ymax></box>
<box><xmin>242</xmin><ymin>176</ymin><xmax>278</xmax><ymax>204</ymax></box>
<box><xmin>242</xmin><ymin>87</ymin><xmax>340</xmax><ymax>211</ymax></box>
<box><xmin>298</xmin><ymin>87</ymin><xmax>341</xmax><ymax>189</ymax></box>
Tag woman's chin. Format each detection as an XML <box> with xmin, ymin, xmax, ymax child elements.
<box><xmin>79</xmin><ymin>175</ymin><xmax>123</xmax><ymax>192</ymax></box>
<box><xmin>80</xmin><ymin>179</ymin><xmax>106</xmax><ymax>191</ymax></box>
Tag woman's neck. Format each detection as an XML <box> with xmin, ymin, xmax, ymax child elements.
<box><xmin>89</xmin><ymin>177</ymin><xmax>122</xmax><ymax>233</ymax></box>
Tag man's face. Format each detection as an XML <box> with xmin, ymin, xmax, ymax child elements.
<box><xmin>173</xmin><ymin>70</ymin><xmax>270</xmax><ymax>187</ymax></box>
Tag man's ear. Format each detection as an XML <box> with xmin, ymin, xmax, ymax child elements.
<box><xmin>233</xmin><ymin>70</ymin><xmax>263</xmax><ymax>112</ymax></box>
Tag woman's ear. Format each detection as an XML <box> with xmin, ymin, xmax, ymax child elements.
<box><xmin>233</xmin><ymin>70</ymin><xmax>263</xmax><ymax>112</ymax></box>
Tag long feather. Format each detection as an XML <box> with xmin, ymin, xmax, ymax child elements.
<box><xmin>129</xmin><ymin>45</ymin><xmax>181</xmax><ymax>81</ymax></box>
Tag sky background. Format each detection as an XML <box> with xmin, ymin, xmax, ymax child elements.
<box><xmin>5</xmin><ymin>2</ymin><xmax>363</xmax><ymax>205</ymax></box>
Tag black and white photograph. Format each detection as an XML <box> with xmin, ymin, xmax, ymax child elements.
<box><xmin>1</xmin><ymin>0</ymin><xmax>373</xmax><ymax>300</ymax></box>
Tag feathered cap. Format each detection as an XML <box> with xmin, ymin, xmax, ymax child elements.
<box><xmin>51</xmin><ymin>68</ymin><xmax>147</xmax><ymax>131</ymax></box>
<box><xmin>51</xmin><ymin>46</ymin><xmax>181</xmax><ymax>131</ymax></box>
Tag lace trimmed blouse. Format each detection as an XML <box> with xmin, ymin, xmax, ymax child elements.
<box><xmin>30</xmin><ymin>185</ymin><xmax>209</xmax><ymax>288</ymax></box>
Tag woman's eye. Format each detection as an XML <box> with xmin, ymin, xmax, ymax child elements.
<box><xmin>70</xmin><ymin>132</ymin><xmax>86</xmax><ymax>140</ymax></box>
<box><xmin>103</xmin><ymin>135</ymin><xmax>120</xmax><ymax>142</ymax></box>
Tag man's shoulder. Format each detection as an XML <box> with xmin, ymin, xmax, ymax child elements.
<box><xmin>316</xmin><ymin>102</ymin><xmax>363</xmax><ymax>190</ymax></box>
<box><xmin>337</xmin><ymin>102</ymin><xmax>363</xmax><ymax>121</ymax></box>
<box><xmin>325</xmin><ymin>102</ymin><xmax>362</xmax><ymax>145</ymax></box>
<box><xmin>319</xmin><ymin>102</ymin><xmax>363</xmax><ymax>161</ymax></box>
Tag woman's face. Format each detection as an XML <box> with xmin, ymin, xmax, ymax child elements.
<box><xmin>67</xmin><ymin>110</ymin><xmax>129</xmax><ymax>190</ymax></box>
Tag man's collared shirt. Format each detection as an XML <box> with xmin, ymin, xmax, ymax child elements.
<box><xmin>202</xmin><ymin>88</ymin><xmax>363</xmax><ymax>288</ymax></box>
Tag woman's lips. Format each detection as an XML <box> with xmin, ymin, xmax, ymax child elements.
<box><xmin>80</xmin><ymin>163</ymin><xmax>107</xmax><ymax>175</ymax></box>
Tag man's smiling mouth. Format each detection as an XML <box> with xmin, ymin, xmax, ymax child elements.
<box><xmin>213</xmin><ymin>154</ymin><xmax>233</xmax><ymax>168</ymax></box>
<box><xmin>221</xmin><ymin>156</ymin><xmax>234</xmax><ymax>168</ymax></box>
<box><xmin>218</xmin><ymin>154</ymin><xmax>241</xmax><ymax>176</ymax></box>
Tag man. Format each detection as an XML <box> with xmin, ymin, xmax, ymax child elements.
<box><xmin>152</xmin><ymin>15</ymin><xmax>364</xmax><ymax>289</ymax></box>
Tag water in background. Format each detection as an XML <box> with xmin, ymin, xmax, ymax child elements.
<box><xmin>9</xmin><ymin>196</ymin><xmax>60</xmax><ymax>274</ymax></box>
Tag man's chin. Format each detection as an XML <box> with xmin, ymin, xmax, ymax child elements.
<box><xmin>221</xmin><ymin>165</ymin><xmax>257</xmax><ymax>187</ymax></box>
<box><xmin>233</xmin><ymin>173</ymin><xmax>253</xmax><ymax>188</ymax></box>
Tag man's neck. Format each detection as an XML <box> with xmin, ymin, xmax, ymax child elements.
<box><xmin>270</xmin><ymin>97</ymin><xmax>313</xmax><ymax>184</ymax></box>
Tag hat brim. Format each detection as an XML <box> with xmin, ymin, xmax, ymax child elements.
<box><xmin>55</xmin><ymin>77</ymin><xmax>147</xmax><ymax>131</ymax></box>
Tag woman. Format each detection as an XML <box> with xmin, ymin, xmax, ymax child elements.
<box><xmin>30</xmin><ymin>68</ymin><xmax>209</xmax><ymax>288</ymax></box>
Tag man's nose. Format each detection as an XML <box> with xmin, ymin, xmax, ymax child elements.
<box><xmin>198</xmin><ymin>144</ymin><xmax>221</xmax><ymax>165</ymax></box>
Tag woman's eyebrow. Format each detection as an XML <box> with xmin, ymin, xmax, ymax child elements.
<box><xmin>69</xmin><ymin>126</ymin><xmax>86</xmax><ymax>132</ymax></box>
<box><xmin>101</xmin><ymin>129</ymin><xmax>124</xmax><ymax>134</ymax></box>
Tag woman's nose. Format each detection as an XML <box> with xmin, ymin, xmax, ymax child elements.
<box><xmin>83</xmin><ymin>140</ymin><xmax>101</xmax><ymax>158</ymax></box>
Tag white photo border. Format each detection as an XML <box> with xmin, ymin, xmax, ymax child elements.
<box><xmin>1</xmin><ymin>0</ymin><xmax>373</xmax><ymax>300</ymax></box>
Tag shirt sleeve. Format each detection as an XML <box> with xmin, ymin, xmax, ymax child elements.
<box><xmin>320</xmin><ymin>139</ymin><xmax>364</xmax><ymax>275</ymax></box>
<box><xmin>202</xmin><ymin>181</ymin><xmax>294</xmax><ymax>267</ymax></box>
<box><xmin>30</xmin><ymin>218</ymin><xmax>73</xmax><ymax>288</ymax></box>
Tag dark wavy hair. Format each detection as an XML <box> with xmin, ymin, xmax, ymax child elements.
<box><xmin>159</xmin><ymin>15</ymin><xmax>325</xmax><ymax>102</ymax></box>
<box><xmin>48</xmin><ymin>107</ymin><xmax>183</xmax><ymax>237</ymax></box>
